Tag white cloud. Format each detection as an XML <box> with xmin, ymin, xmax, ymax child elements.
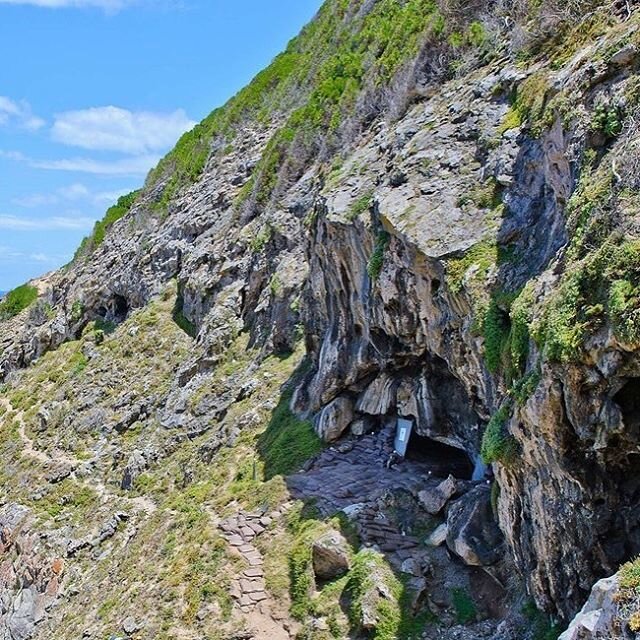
<box><xmin>52</xmin><ymin>106</ymin><xmax>196</xmax><ymax>154</ymax></box>
<box><xmin>0</xmin><ymin>97</ymin><xmax>45</xmax><ymax>131</ymax></box>
<box><xmin>13</xmin><ymin>183</ymin><xmax>131</xmax><ymax>209</ymax></box>
<box><xmin>0</xmin><ymin>246</ymin><xmax>65</xmax><ymax>267</ymax></box>
<box><xmin>12</xmin><ymin>193</ymin><xmax>59</xmax><ymax>208</ymax></box>
<box><xmin>57</xmin><ymin>183</ymin><xmax>90</xmax><ymax>200</ymax></box>
<box><xmin>0</xmin><ymin>150</ymin><xmax>27</xmax><ymax>161</ymax></box>
<box><xmin>2</xmin><ymin>138</ymin><xmax>162</xmax><ymax>174</ymax></box>
<box><xmin>29</xmin><ymin>252</ymin><xmax>51</xmax><ymax>262</ymax></box>
<box><xmin>0</xmin><ymin>214</ymin><xmax>94</xmax><ymax>230</ymax></box>
<box><xmin>0</xmin><ymin>0</ymin><xmax>134</xmax><ymax>10</ymax></box>
<box><xmin>1</xmin><ymin>145</ymin><xmax>160</xmax><ymax>176</ymax></box>
<box><xmin>30</xmin><ymin>153</ymin><xmax>160</xmax><ymax>176</ymax></box>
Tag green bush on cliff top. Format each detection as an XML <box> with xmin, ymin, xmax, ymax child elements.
<box><xmin>74</xmin><ymin>190</ymin><xmax>140</xmax><ymax>260</ymax></box>
<box><xmin>0</xmin><ymin>284</ymin><xmax>38</xmax><ymax>321</ymax></box>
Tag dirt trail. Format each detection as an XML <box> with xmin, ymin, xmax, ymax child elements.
<box><xmin>0</xmin><ymin>396</ymin><xmax>156</xmax><ymax>514</ymax></box>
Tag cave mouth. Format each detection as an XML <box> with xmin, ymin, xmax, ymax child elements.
<box><xmin>614</xmin><ymin>379</ymin><xmax>640</xmax><ymax>435</ymax></box>
<box><xmin>405</xmin><ymin>432</ymin><xmax>474</xmax><ymax>480</ymax></box>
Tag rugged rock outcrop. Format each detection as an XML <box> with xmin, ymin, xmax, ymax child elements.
<box><xmin>1</xmin><ymin>0</ymin><xmax>640</xmax><ymax>637</ymax></box>
<box><xmin>560</xmin><ymin>559</ymin><xmax>640</xmax><ymax>639</ymax></box>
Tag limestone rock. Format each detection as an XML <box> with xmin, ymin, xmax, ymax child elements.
<box><xmin>425</xmin><ymin>523</ymin><xmax>448</xmax><ymax>547</ymax></box>
<box><xmin>559</xmin><ymin>574</ymin><xmax>631</xmax><ymax>640</ymax></box>
<box><xmin>312</xmin><ymin>531</ymin><xmax>351</xmax><ymax>580</ymax></box>
<box><xmin>418</xmin><ymin>475</ymin><xmax>459</xmax><ymax>515</ymax></box>
<box><xmin>314</xmin><ymin>397</ymin><xmax>354</xmax><ymax>443</ymax></box>
<box><xmin>446</xmin><ymin>485</ymin><xmax>503</xmax><ymax>566</ymax></box>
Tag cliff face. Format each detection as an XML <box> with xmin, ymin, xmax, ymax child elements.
<box><xmin>1</xmin><ymin>1</ymin><xmax>640</xmax><ymax>638</ymax></box>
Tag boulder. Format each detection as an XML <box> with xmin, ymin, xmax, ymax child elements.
<box><xmin>425</xmin><ymin>523</ymin><xmax>448</xmax><ymax>547</ymax></box>
<box><xmin>354</xmin><ymin>552</ymin><xmax>397</xmax><ymax>631</ymax></box>
<box><xmin>121</xmin><ymin>450</ymin><xmax>147</xmax><ymax>490</ymax></box>
<box><xmin>559</xmin><ymin>574</ymin><xmax>631</xmax><ymax>639</ymax></box>
<box><xmin>418</xmin><ymin>475</ymin><xmax>459</xmax><ymax>515</ymax></box>
<box><xmin>315</xmin><ymin>397</ymin><xmax>354</xmax><ymax>443</ymax></box>
<box><xmin>445</xmin><ymin>485</ymin><xmax>503</xmax><ymax>566</ymax></box>
<box><xmin>312</xmin><ymin>531</ymin><xmax>351</xmax><ymax>580</ymax></box>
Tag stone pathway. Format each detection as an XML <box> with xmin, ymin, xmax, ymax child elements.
<box><xmin>219</xmin><ymin>510</ymin><xmax>279</xmax><ymax>612</ymax></box>
<box><xmin>286</xmin><ymin>422</ymin><xmax>442</xmax><ymax>570</ymax></box>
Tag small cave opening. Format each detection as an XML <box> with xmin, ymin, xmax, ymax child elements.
<box><xmin>95</xmin><ymin>294</ymin><xmax>130</xmax><ymax>327</ymax></box>
<box><xmin>405</xmin><ymin>431</ymin><xmax>474</xmax><ymax>480</ymax></box>
<box><xmin>112</xmin><ymin>294</ymin><xmax>129</xmax><ymax>322</ymax></box>
<box><xmin>614</xmin><ymin>378</ymin><xmax>640</xmax><ymax>437</ymax></box>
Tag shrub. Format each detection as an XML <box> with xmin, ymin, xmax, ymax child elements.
<box><xmin>522</xmin><ymin>601</ymin><xmax>564</xmax><ymax>640</ymax></box>
<box><xmin>347</xmin><ymin>550</ymin><xmax>402</xmax><ymax>640</ymax></box>
<box><xmin>533</xmin><ymin>240</ymin><xmax>640</xmax><ymax>359</ymax></box>
<box><xmin>620</xmin><ymin>557</ymin><xmax>640</xmax><ymax>589</ymax></box>
<box><xmin>0</xmin><ymin>284</ymin><xmax>38</xmax><ymax>321</ymax></box>
<box><xmin>347</xmin><ymin>190</ymin><xmax>373</xmax><ymax>221</ymax></box>
<box><xmin>368</xmin><ymin>231</ymin><xmax>390</xmax><ymax>280</ymax></box>
<box><xmin>481</xmin><ymin>403</ymin><xmax>518</xmax><ymax>465</ymax></box>
<box><xmin>483</xmin><ymin>297</ymin><xmax>512</xmax><ymax>374</ymax></box>
<box><xmin>509</xmin><ymin>284</ymin><xmax>536</xmax><ymax>375</ymax></box>
<box><xmin>591</xmin><ymin>104</ymin><xmax>623</xmax><ymax>139</ymax></box>
<box><xmin>446</xmin><ymin>241</ymin><xmax>497</xmax><ymax>294</ymax></box>
<box><xmin>499</xmin><ymin>72</ymin><xmax>550</xmax><ymax>135</ymax></box>
<box><xmin>250</xmin><ymin>224</ymin><xmax>273</xmax><ymax>253</ymax></box>
<box><xmin>511</xmin><ymin>369</ymin><xmax>542</xmax><ymax>406</ymax></box>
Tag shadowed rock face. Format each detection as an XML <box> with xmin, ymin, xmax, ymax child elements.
<box><xmin>1</xmin><ymin>0</ymin><xmax>640</xmax><ymax>633</ymax></box>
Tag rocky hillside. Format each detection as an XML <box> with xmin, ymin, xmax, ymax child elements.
<box><xmin>1</xmin><ymin>1</ymin><xmax>640</xmax><ymax>639</ymax></box>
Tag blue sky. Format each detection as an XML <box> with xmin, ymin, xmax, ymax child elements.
<box><xmin>0</xmin><ymin>0</ymin><xmax>321</xmax><ymax>291</ymax></box>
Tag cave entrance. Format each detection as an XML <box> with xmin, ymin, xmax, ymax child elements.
<box><xmin>614</xmin><ymin>378</ymin><xmax>640</xmax><ymax>437</ymax></box>
<box><xmin>404</xmin><ymin>431</ymin><xmax>474</xmax><ymax>480</ymax></box>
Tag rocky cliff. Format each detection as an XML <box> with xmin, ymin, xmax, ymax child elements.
<box><xmin>1</xmin><ymin>1</ymin><xmax>640</xmax><ymax>639</ymax></box>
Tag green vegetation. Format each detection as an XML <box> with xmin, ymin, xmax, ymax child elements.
<box><xmin>258</xmin><ymin>390</ymin><xmax>323</xmax><ymax>479</ymax></box>
<box><xmin>35</xmin><ymin>479</ymin><xmax>98</xmax><ymax>521</ymax></box>
<box><xmin>347</xmin><ymin>550</ymin><xmax>403</xmax><ymax>640</ymax></box>
<box><xmin>619</xmin><ymin>556</ymin><xmax>640</xmax><ymax>633</ymax></box>
<box><xmin>74</xmin><ymin>190</ymin><xmax>140</xmax><ymax>259</ymax></box>
<box><xmin>522</xmin><ymin>601</ymin><xmax>564</xmax><ymax>640</ymax></box>
<box><xmin>479</xmin><ymin>285</ymin><xmax>535</xmax><ymax>382</ymax></box>
<box><xmin>172</xmin><ymin>294</ymin><xmax>196</xmax><ymax>338</ymax></box>
<box><xmin>483</xmin><ymin>296</ymin><xmax>512</xmax><ymax>374</ymax></box>
<box><xmin>457</xmin><ymin>178</ymin><xmax>501</xmax><ymax>210</ymax></box>
<box><xmin>481</xmin><ymin>403</ymin><xmax>518</xmax><ymax>465</ymax></box>
<box><xmin>0</xmin><ymin>284</ymin><xmax>38</xmax><ymax>321</ymax></box>
<box><xmin>446</xmin><ymin>241</ymin><xmax>497</xmax><ymax>294</ymax></box>
<box><xmin>71</xmin><ymin>300</ymin><xmax>84</xmax><ymax>322</ymax></box>
<box><xmin>368</xmin><ymin>230</ymin><xmax>390</xmax><ymax>280</ymax></box>
<box><xmin>509</xmin><ymin>284</ymin><xmax>535</xmax><ymax>374</ymax></box>
<box><xmin>591</xmin><ymin>103</ymin><xmax>623</xmax><ymax>139</ymax></box>
<box><xmin>533</xmin><ymin>240</ymin><xmax>640</xmax><ymax>360</ymax></box>
<box><xmin>620</xmin><ymin>556</ymin><xmax>640</xmax><ymax>589</ymax></box>
<box><xmin>499</xmin><ymin>72</ymin><xmax>550</xmax><ymax>136</ymax></box>
<box><xmin>347</xmin><ymin>190</ymin><xmax>373</xmax><ymax>221</ymax></box>
<box><xmin>250</xmin><ymin>223</ymin><xmax>273</xmax><ymax>253</ymax></box>
<box><xmin>451</xmin><ymin>588</ymin><xmax>477</xmax><ymax>624</ymax></box>
<box><xmin>511</xmin><ymin>369</ymin><xmax>542</xmax><ymax>406</ymax></box>
<box><xmin>146</xmin><ymin>0</ymin><xmax>494</xmax><ymax>214</ymax></box>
